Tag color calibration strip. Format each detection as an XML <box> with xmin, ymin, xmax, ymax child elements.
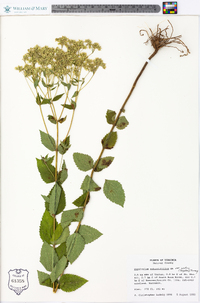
<box><xmin>163</xmin><ymin>2</ymin><xmax>177</xmax><ymax>14</ymax></box>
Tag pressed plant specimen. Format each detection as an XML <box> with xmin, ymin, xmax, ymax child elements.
<box><xmin>16</xmin><ymin>20</ymin><xmax>189</xmax><ymax>294</ymax></box>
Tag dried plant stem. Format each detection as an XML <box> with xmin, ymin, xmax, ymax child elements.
<box><xmin>75</xmin><ymin>49</ymin><xmax>158</xmax><ymax>233</ymax></box>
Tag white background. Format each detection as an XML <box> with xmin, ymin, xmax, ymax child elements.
<box><xmin>0</xmin><ymin>15</ymin><xmax>199</xmax><ymax>302</ymax></box>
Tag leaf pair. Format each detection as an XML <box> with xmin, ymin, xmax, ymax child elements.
<box><xmin>40</xmin><ymin>210</ymin><xmax>69</xmax><ymax>245</ymax></box>
<box><xmin>38</xmin><ymin>270</ymin><xmax>87</xmax><ymax>292</ymax></box>
<box><xmin>106</xmin><ymin>109</ymin><xmax>129</xmax><ymax>130</ymax></box>
<box><xmin>66</xmin><ymin>225</ymin><xmax>102</xmax><ymax>264</ymax></box>
<box><xmin>73</xmin><ymin>152</ymin><xmax>114</xmax><ymax>172</ymax></box>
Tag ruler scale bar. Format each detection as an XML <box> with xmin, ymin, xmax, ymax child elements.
<box><xmin>51</xmin><ymin>4</ymin><xmax>161</xmax><ymax>14</ymax></box>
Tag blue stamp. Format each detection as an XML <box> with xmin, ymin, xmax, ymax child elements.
<box><xmin>8</xmin><ymin>269</ymin><xmax>29</xmax><ymax>295</ymax></box>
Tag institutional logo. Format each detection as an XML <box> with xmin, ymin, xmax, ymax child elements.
<box><xmin>3</xmin><ymin>5</ymin><xmax>12</xmax><ymax>13</ymax></box>
<box><xmin>8</xmin><ymin>269</ymin><xmax>29</xmax><ymax>295</ymax></box>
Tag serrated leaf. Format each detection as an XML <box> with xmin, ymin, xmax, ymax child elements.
<box><xmin>40</xmin><ymin>242</ymin><xmax>59</xmax><ymax>272</ymax></box>
<box><xmin>50</xmin><ymin>223</ymin><xmax>63</xmax><ymax>244</ymax></box>
<box><xmin>103</xmin><ymin>180</ymin><xmax>125</xmax><ymax>207</ymax></box>
<box><xmin>51</xmin><ymin>224</ymin><xmax>70</xmax><ymax>245</ymax></box>
<box><xmin>94</xmin><ymin>156</ymin><xmax>114</xmax><ymax>172</ymax></box>
<box><xmin>39</xmin><ymin>210</ymin><xmax>55</xmax><ymax>244</ymax></box>
<box><xmin>61</xmin><ymin>208</ymin><xmax>83</xmax><ymax>229</ymax></box>
<box><xmin>41</xmin><ymin>194</ymin><xmax>50</xmax><ymax>203</ymax></box>
<box><xmin>45</xmin><ymin>184</ymin><xmax>66</xmax><ymax>215</ymax></box>
<box><xmin>116</xmin><ymin>116</ymin><xmax>129</xmax><ymax>130</ymax></box>
<box><xmin>52</xmin><ymin>93</ymin><xmax>64</xmax><ymax>102</ymax></box>
<box><xmin>57</xmin><ymin>160</ymin><xmax>68</xmax><ymax>184</ymax></box>
<box><xmin>40</xmin><ymin>130</ymin><xmax>56</xmax><ymax>152</ymax></box>
<box><xmin>49</xmin><ymin>183</ymin><xmax>62</xmax><ymax>216</ymax></box>
<box><xmin>37</xmin><ymin>271</ymin><xmax>53</xmax><ymax>288</ymax></box>
<box><xmin>72</xmin><ymin>192</ymin><xmax>89</xmax><ymax>207</ymax></box>
<box><xmin>61</xmin><ymin>81</ymin><xmax>71</xmax><ymax>90</ymax></box>
<box><xmin>48</xmin><ymin>115</ymin><xmax>57</xmax><ymax>124</ymax></box>
<box><xmin>38</xmin><ymin>271</ymin><xmax>50</xmax><ymax>284</ymax></box>
<box><xmin>36</xmin><ymin>157</ymin><xmax>55</xmax><ymax>183</ymax></box>
<box><xmin>66</xmin><ymin>233</ymin><xmax>85</xmax><ymax>264</ymax></box>
<box><xmin>50</xmin><ymin>256</ymin><xmax>67</xmax><ymax>283</ymax></box>
<box><xmin>81</xmin><ymin>175</ymin><xmax>101</xmax><ymax>192</ymax></box>
<box><xmin>58</xmin><ymin>136</ymin><xmax>70</xmax><ymax>155</ymax></box>
<box><xmin>73</xmin><ymin>153</ymin><xmax>94</xmax><ymax>172</ymax></box>
<box><xmin>60</xmin><ymin>274</ymin><xmax>88</xmax><ymax>292</ymax></box>
<box><xmin>106</xmin><ymin>109</ymin><xmax>116</xmax><ymax>124</ymax></box>
<box><xmin>79</xmin><ymin>225</ymin><xmax>102</xmax><ymax>244</ymax></box>
<box><xmin>56</xmin><ymin>243</ymin><xmax>67</xmax><ymax>260</ymax></box>
<box><xmin>102</xmin><ymin>132</ymin><xmax>117</xmax><ymax>149</ymax></box>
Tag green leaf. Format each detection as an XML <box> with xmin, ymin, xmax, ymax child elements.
<box><xmin>73</xmin><ymin>153</ymin><xmax>94</xmax><ymax>172</ymax></box>
<box><xmin>116</xmin><ymin>116</ymin><xmax>129</xmax><ymax>130</ymax></box>
<box><xmin>103</xmin><ymin>179</ymin><xmax>125</xmax><ymax>207</ymax></box>
<box><xmin>45</xmin><ymin>184</ymin><xmax>66</xmax><ymax>215</ymax></box>
<box><xmin>81</xmin><ymin>175</ymin><xmax>101</xmax><ymax>192</ymax></box>
<box><xmin>42</xmin><ymin>78</ymin><xmax>54</xmax><ymax>88</ymax></box>
<box><xmin>56</xmin><ymin>242</ymin><xmax>67</xmax><ymax>260</ymax></box>
<box><xmin>49</xmin><ymin>183</ymin><xmax>62</xmax><ymax>216</ymax></box>
<box><xmin>79</xmin><ymin>225</ymin><xmax>102</xmax><ymax>244</ymax></box>
<box><xmin>40</xmin><ymin>242</ymin><xmax>59</xmax><ymax>271</ymax></box>
<box><xmin>41</xmin><ymin>98</ymin><xmax>52</xmax><ymax>105</ymax></box>
<box><xmin>37</xmin><ymin>271</ymin><xmax>53</xmax><ymax>288</ymax></box>
<box><xmin>62</xmin><ymin>104</ymin><xmax>73</xmax><ymax>110</ymax></box>
<box><xmin>40</xmin><ymin>130</ymin><xmax>56</xmax><ymax>151</ymax></box>
<box><xmin>34</xmin><ymin>78</ymin><xmax>40</xmax><ymax>88</ymax></box>
<box><xmin>56</xmin><ymin>185</ymin><xmax>66</xmax><ymax>214</ymax></box>
<box><xmin>62</xmin><ymin>101</ymin><xmax>76</xmax><ymax>110</ymax></box>
<box><xmin>61</xmin><ymin>208</ymin><xmax>84</xmax><ymax>229</ymax></box>
<box><xmin>72</xmin><ymin>91</ymin><xmax>79</xmax><ymax>98</ymax></box>
<box><xmin>52</xmin><ymin>93</ymin><xmax>64</xmax><ymax>102</ymax></box>
<box><xmin>57</xmin><ymin>160</ymin><xmax>68</xmax><ymax>184</ymax></box>
<box><xmin>101</xmin><ymin>132</ymin><xmax>117</xmax><ymax>149</ymax></box>
<box><xmin>50</xmin><ymin>256</ymin><xmax>67</xmax><ymax>283</ymax></box>
<box><xmin>36</xmin><ymin>156</ymin><xmax>55</xmax><ymax>183</ymax></box>
<box><xmin>41</xmin><ymin>194</ymin><xmax>50</xmax><ymax>203</ymax></box>
<box><xmin>47</xmin><ymin>115</ymin><xmax>57</xmax><ymax>124</ymax></box>
<box><xmin>60</xmin><ymin>274</ymin><xmax>88</xmax><ymax>292</ymax></box>
<box><xmin>50</xmin><ymin>223</ymin><xmax>63</xmax><ymax>244</ymax></box>
<box><xmin>94</xmin><ymin>156</ymin><xmax>114</xmax><ymax>172</ymax></box>
<box><xmin>51</xmin><ymin>224</ymin><xmax>70</xmax><ymax>245</ymax></box>
<box><xmin>66</xmin><ymin>233</ymin><xmax>85</xmax><ymax>264</ymax></box>
<box><xmin>106</xmin><ymin>109</ymin><xmax>116</xmax><ymax>124</ymax></box>
<box><xmin>58</xmin><ymin>136</ymin><xmax>70</xmax><ymax>155</ymax></box>
<box><xmin>58</xmin><ymin>116</ymin><xmax>67</xmax><ymax>123</ymax></box>
<box><xmin>36</xmin><ymin>93</ymin><xmax>41</xmax><ymax>105</ymax></box>
<box><xmin>39</xmin><ymin>210</ymin><xmax>55</xmax><ymax>244</ymax></box>
<box><xmin>61</xmin><ymin>82</ymin><xmax>71</xmax><ymax>90</ymax></box>
<box><xmin>72</xmin><ymin>192</ymin><xmax>89</xmax><ymax>207</ymax></box>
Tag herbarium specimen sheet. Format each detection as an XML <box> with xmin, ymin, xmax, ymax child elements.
<box><xmin>1</xmin><ymin>15</ymin><xmax>199</xmax><ymax>302</ymax></box>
